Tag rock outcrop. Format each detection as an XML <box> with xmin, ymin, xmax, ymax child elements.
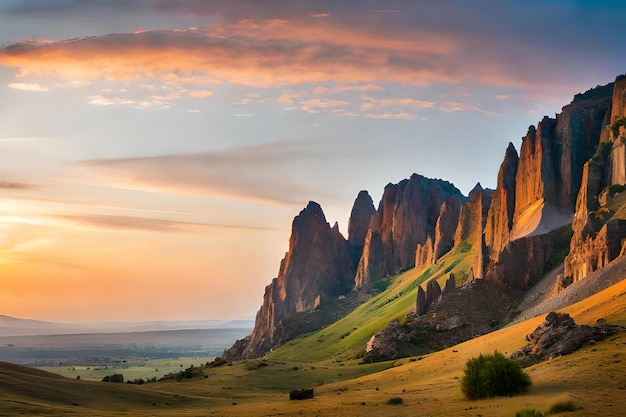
<box><xmin>511</xmin><ymin>312</ymin><xmax>619</xmax><ymax>367</ymax></box>
<box><xmin>432</xmin><ymin>196</ymin><xmax>462</xmax><ymax>262</ymax></box>
<box><xmin>454</xmin><ymin>183</ymin><xmax>493</xmax><ymax>279</ymax></box>
<box><xmin>347</xmin><ymin>190</ymin><xmax>376</xmax><ymax>258</ymax></box>
<box><xmin>354</xmin><ymin>174</ymin><xmax>462</xmax><ymax>288</ymax></box>
<box><xmin>224</xmin><ymin>201</ymin><xmax>355</xmax><ymax>359</ymax></box>
<box><xmin>485</xmin><ymin>142</ymin><xmax>519</xmax><ymax>258</ymax></box>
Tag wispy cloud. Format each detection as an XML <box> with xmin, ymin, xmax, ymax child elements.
<box><xmin>53</xmin><ymin>214</ymin><xmax>276</xmax><ymax>233</ymax></box>
<box><xmin>8</xmin><ymin>82</ymin><xmax>48</xmax><ymax>92</ymax></box>
<box><xmin>365</xmin><ymin>112</ymin><xmax>414</xmax><ymax>120</ymax></box>
<box><xmin>300</xmin><ymin>98</ymin><xmax>349</xmax><ymax>114</ymax></box>
<box><xmin>81</xmin><ymin>139</ymin><xmax>365</xmax><ymax>205</ymax></box>
<box><xmin>0</xmin><ymin>180</ymin><xmax>36</xmax><ymax>189</ymax></box>
<box><xmin>188</xmin><ymin>89</ymin><xmax>214</xmax><ymax>98</ymax></box>
<box><xmin>441</xmin><ymin>101</ymin><xmax>496</xmax><ymax>115</ymax></box>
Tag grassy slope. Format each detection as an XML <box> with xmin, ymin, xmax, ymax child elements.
<box><xmin>265</xmin><ymin>246</ymin><xmax>473</xmax><ymax>363</ymax></box>
<box><xmin>2</xmin><ymin>276</ymin><xmax>625</xmax><ymax>416</ymax></box>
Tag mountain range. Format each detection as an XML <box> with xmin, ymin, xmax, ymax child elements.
<box><xmin>224</xmin><ymin>73</ymin><xmax>626</xmax><ymax>361</ymax></box>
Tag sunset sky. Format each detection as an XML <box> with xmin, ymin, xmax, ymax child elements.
<box><xmin>1</xmin><ymin>0</ymin><xmax>625</xmax><ymax>323</ymax></box>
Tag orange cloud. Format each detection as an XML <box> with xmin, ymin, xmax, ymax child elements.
<box><xmin>300</xmin><ymin>98</ymin><xmax>349</xmax><ymax>113</ymax></box>
<box><xmin>188</xmin><ymin>89</ymin><xmax>214</xmax><ymax>98</ymax></box>
<box><xmin>0</xmin><ymin>21</ymin><xmax>466</xmax><ymax>89</ymax></box>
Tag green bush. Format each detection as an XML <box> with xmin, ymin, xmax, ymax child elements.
<box><xmin>548</xmin><ymin>400</ymin><xmax>576</xmax><ymax>413</ymax></box>
<box><xmin>461</xmin><ymin>350</ymin><xmax>531</xmax><ymax>400</ymax></box>
<box><xmin>516</xmin><ymin>409</ymin><xmax>544</xmax><ymax>417</ymax></box>
<box><xmin>610</xmin><ymin>117</ymin><xmax>626</xmax><ymax>139</ymax></box>
<box><xmin>386</xmin><ymin>397</ymin><xmax>404</xmax><ymax>405</ymax></box>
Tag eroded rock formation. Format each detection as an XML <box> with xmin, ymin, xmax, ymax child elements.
<box><xmin>354</xmin><ymin>174</ymin><xmax>462</xmax><ymax>288</ymax></box>
<box><xmin>347</xmin><ymin>190</ymin><xmax>375</xmax><ymax>258</ymax></box>
<box><xmin>511</xmin><ymin>312</ymin><xmax>619</xmax><ymax>367</ymax></box>
<box><xmin>224</xmin><ymin>201</ymin><xmax>355</xmax><ymax>359</ymax></box>
<box><xmin>564</xmin><ymin>76</ymin><xmax>626</xmax><ymax>284</ymax></box>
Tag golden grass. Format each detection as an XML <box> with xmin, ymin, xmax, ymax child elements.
<box><xmin>3</xmin><ymin>275</ymin><xmax>625</xmax><ymax>416</ymax></box>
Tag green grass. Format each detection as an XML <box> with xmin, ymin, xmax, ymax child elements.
<box><xmin>37</xmin><ymin>357</ymin><xmax>214</xmax><ymax>381</ymax></box>
<box><xmin>266</xmin><ymin>248</ymin><xmax>473</xmax><ymax>363</ymax></box>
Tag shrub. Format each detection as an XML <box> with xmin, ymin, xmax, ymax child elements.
<box><xmin>548</xmin><ymin>400</ymin><xmax>577</xmax><ymax>413</ymax></box>
<box><xmin>610</xmin><ymin>117</ymin><xmax>626</xmax><ymax>139</ymax></box>
<box><xmin>461</xmin><ymin>350</ymin><xmax>531</xmax><ymax>400</ymax></box>
<box><xmin>386</xmin><ymin>397</ymin><xmax>404</xmax><ymax>405</ymax></box>
<box><xmin>516</xmin><ymin>409</ymin><xmax>544</xmax><ymax>417</ymax></box>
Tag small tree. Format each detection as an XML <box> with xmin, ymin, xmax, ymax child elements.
<box><xmin>461</xmin><ymin>350</ymin><xmax>531</xmax><ymax>400</ymax></box>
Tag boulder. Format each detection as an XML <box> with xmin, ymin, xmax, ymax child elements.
<box><xmin>511</xmin><ymin>312</ymin><xmax>619</xmax><ymax>367</ymax></box>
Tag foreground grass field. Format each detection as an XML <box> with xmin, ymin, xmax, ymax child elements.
<box><xmin>2</xmin><ymin>275</ymin><xmax>625</xmax><ymax>416</ymax></box>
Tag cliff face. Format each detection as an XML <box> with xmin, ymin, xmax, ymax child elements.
<box><xmin>226</xmin><ymin>201</ymin><xmax>355</xmax><ymax>359</ymax></box>
<box><xmin>510</xmin><ymin>86</ymin><xmax>612</xmax><ymax>241</ymax></box>
<box><xmin>454</xmin><ymin>184</ymin><xmax>493</xmax><ymax>278</ymax></box>
<box><xmin>485</xmin><ymin>142</ymin><xmax>519</xmax><ymax>259</ymax></box>
<box><xmin>432</xmin><ymin>196</ymin><xmax>462</xmax><ymax>262</ymax></box>
<box><xmin>564</xmin><ymin>76</ymin><xmax>626</xmax><ymax>283</ymax></box>
<box><xmin>484</xmin><ymin>82</ymin><xmax>613</xmax><ymax>288</ymax></box>
<box><xmin>610</xmin><ymin>76</ymin><xmax>626</xmax><ymax>184</ymax></box>
<box><xmin>347</xmin><ymin>190</ymin><xmax>376</xmax><ymax>261</ymax></box>
<box><xmin>354</xmin><ymin>174</ymin><xmax>462</xmax><ymax>288</ymax></box>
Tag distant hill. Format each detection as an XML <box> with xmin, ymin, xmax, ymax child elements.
<box><xmin>0</xmin><ymin>315</ymin><xmax>253</xmax><ymax>337</ymax></box>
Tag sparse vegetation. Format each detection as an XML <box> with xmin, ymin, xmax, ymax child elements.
<box><xmin>516</xmin><ymin>409</ymin><xmax>544</xmax><ymax>417</ymax></box>
<box><xmin>456</xmin><ymin>240</ymin><xmax>472</xmax><ymax>253</ymax></box>
<box><xmin>544</xmin><ymin>224</ymin><xmax>573</xmax><ymax>272</ymax></box>
<box><xmin>461</xmin><ymin>350</ymin><xmax>531</xmax><ymax>400</ymax></box>
<box><xmin>548</xmin><ymin>400</ymin><xmax>577</xmax><ymax>413</ymax></box>
<box><xmin>590</xmin><ymin>142</ymin><xmax>611</xmax><ymax>167</ymax></box>
<box><xmin>610</xmin><ymin>117</ymin><xmax>626</xmax><ymax>139</ymax></box>
<box><xmin>608</xmin><ymin>183</ymin><xmax>626</xmax><ymax>198</ymax></box>
<box><xmin>386</xmin><ymin>396</ymin><xmax>404</xmax><ymax>405</ymax></box>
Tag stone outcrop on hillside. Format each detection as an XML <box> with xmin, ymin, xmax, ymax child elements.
<box><xmin>415</xmin><ymin>274</ymin><xmax>456</xmax><ymax>317</ymax></box>
<box><xmin>224</xmin><ymin>201</ymin><xmax>355</xmax><ymax>359</ymax></box>
<box><xmin>511</xmin><ymin>312</ymin><xmax>619</xmax><ymax>367</ymax></box>
<box><xmin>354</xmin><ymin>174</ymin><xmax>462</xmax><ymax>288</ymax></box>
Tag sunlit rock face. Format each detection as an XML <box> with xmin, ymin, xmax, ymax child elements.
<box><xmin>355</xmin><ymin>174</ymin><xmax>462</xmax><ymax>288</ymax></box>
<box><xmin>564</xmin><ymin>76</ymin><xmax>626</xmax><ymax>284</ymax></box>
<box><xmin>486</xmin><ymin>82</ymin><xmax>613</xmax><ymax>289</ymax></box>
<box><xmin>225</xmin><ymin>201</ymin><xmax>355</xmax><ymax>359</ymax></box>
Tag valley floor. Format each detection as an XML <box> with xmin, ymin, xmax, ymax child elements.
<box><xmin>2</xmin><ymin>275</ymin><xmax>626</xmax><ymax>417</ymax></box>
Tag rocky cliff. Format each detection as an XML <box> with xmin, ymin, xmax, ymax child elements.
<box><xmin>454</xmin><ymin>183</ymin><xmax>493</xmax><ymax>278</ymax></box>
<box><xmin>226</xmin><ymin>74</ymin><xmax>626</xmax><ymax>361</ymax></box>
<box><xmin>354</xmin><ymin>174</ymin><xmax>462</xmax><ymax>288</ymax></box>
<box><xmin>347</xmin><ymin>190</ymin><xmax>376</xmax><ymax>261</ymax></box>
<box><xmin>224</xmin><ymin>201</ymin><xmax>355</xmax><ymax>359</ymax></box>
<box><xmin>564</xmin><ymin>75</ymin><xmax>626</xmax><ymax>284</ymax></box>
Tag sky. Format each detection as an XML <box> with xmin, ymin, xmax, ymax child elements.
<box><xmin>0</xmin><ymin>0</ymin><xmax>625</xmax><ymax>323</ymax></box>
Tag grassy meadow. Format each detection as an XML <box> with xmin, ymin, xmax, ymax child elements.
<box><xmin>2</xmin><ymin>248</ymin><xmax>626</xmax><ymax>416</ymax></box>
